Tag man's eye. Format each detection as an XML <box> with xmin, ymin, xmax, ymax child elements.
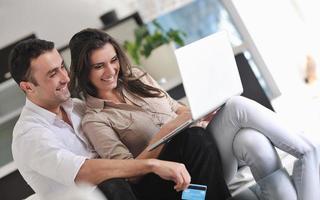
<box><xmin>49</xmin><ymin>72</ymin><xmax>57</xmax><ymax>78</ymax></box>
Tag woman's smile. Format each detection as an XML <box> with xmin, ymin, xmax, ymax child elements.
<box><xmin>101</xmin><ymin>74</ymin><xmax>117</xmax><ymax>82</ymax></box>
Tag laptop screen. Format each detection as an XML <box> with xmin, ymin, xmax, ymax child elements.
<box><xmin>174</xmin><ymin>31</ymin><xmax>243</xmax><ymax>120</ymax></box>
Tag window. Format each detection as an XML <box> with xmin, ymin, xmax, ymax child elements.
<box><xmin>148</xmin><ymin>0</ymin><xmax>272</xmax><ymax>98</ymax></box>
<box><xmin>147</xmin><ymin>0</ymin><xmax>242</xmax><ymax>46</ymax></box>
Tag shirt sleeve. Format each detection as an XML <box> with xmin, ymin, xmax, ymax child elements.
<box><xmin>17</xmin><ymin>127</ymin><xmax>87</xmax><ymax>186</ymax></box>
<box><xmin>82</xmin><ymin>113</ymin><xmax>134</xmax><ymax>160</ymax></box>
<box><xmin>132</xmin><ymin>67</ymin><xmax>181</xmax><ymax>112</ymax></box>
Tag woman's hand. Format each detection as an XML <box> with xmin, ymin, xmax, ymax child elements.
<box><xmin>196</xmin><ymin>110</ymin><xmax>218</xmax><ymax>127</ymax></box>
<box><xmin>162</xmin><ymin>110</ymin><xmax>192</xmax><ymax>132</ymax></box>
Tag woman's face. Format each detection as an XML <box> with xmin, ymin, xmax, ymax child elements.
<box><xmin>89</xmin><ymin>43</ymin><xmax>120</xmax><ymax>96</ymax></box>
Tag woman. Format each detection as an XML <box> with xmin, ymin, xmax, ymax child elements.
<box><xmin>69</xmin><ymin>28</ymin><xmax>319</xmax><ymax>200</ymax></box>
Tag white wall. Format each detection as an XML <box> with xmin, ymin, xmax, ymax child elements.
<box><xmin>0</xmin><ymin>0</ymin><xmax>193</xmax><ymax>49</ymax></box>
<box><xmin>293</xmin><ymin>0</ymin><xmax>320</xmax><ymax>66</ymax></box>
<box><xmin>224</xmin><ymin>0</ymin><xmax>320</xmax><ymax>141</ymax></box>
<box><xmin>0</xmin><ymin>0</ymin><xmax>137</xmax><ymax>49</ymax></box>
<box><xmin>225</xmin><ymin>0</ymin><xmax>312</xmax><ymax>96</ymax></box>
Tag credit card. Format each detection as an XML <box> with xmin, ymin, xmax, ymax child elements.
<box><xmin>182</xmin><ymin>184</ymin><xmax>207</xmax><ymax>200</ymax></box>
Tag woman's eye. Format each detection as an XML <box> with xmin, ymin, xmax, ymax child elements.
<box><xmin>93</xmin><ymin>64</ymin><xmax>104</xmax><ymax>69</ymax></box>
<box><xmin>111</xmin><ymin>57</ymin><xmax>118</xmax><ymax>63</ymax></box>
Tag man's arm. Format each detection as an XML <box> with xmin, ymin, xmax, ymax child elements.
<box><xmin>75</xmin><ymin>158</ymin><xmax>190</xmax><ymax>191</ymax></box>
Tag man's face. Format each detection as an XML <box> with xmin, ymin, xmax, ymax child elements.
<box><xmin>27</xmin><ymin>49</ymin><xmax>70</xmax><ymax>107</ymax></box>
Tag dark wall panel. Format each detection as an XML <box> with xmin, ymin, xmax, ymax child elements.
<box><xmin>235</xmin><ymin>53</ymin><xmax>274</xmax><ymax>111</ymax></box>
<box><xmin>0</xmin><ymin>170</ymin><xmax>34</xmax><ymax>200</ymax></box>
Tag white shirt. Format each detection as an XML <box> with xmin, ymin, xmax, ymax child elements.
<box><xmin>12</xmin><ymin>98</ymin><xmax>98</xmax><ymax>199</ymax></box>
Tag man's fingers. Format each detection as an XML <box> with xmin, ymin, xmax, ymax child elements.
<box><xmin>174</xmin><ymin>164</ymin><xmax>184</xmax><ymax>191</ymax></box>
<box><xmin>182</xmin><ymin>167</ymin><xmax>191</xmax><ymax>189</ymax></box>
<box><xmin>173</xmin><ymin>170</ymin><xmax>184</xmax><ymax>191</ymax></box>
<box><xmin>174</xmin><ymin>164</ymin><xmax>190</xmax><ymax>191</ymax></box>
<box><xmin>151</xmin><ymin>160</ymin><xmax>191</xmax><ymax>191</ymax></box>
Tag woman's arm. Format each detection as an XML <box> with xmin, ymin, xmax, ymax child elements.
<box><xmin>136</xmin><ymin>103</ymin><xmax>218</xmax><ymax>160</ymax></box>
<box><xmin>175</xmin><ymin>104</ymin><xmax>190</xmax><ymax>115</ymax></box>
<box><xmin>136</xmin><ymin>104</ymin><xmax>191</xmax><ymax>160</ymax></box>
<box><xmin>83</xmin><ymin>118</ymin><xmax>134</xmax><ymax>160</ymax></box>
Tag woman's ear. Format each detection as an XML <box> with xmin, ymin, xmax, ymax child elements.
<box><xmin>19</xmin><ymin>81</ymin><xmax>34</xmax><ymax>93</ymax></box>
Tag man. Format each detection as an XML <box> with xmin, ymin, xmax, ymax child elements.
<box><xmin>10</xmin><ymin>39</ymin><xmax>190</xmax><ymax>200</ymax></box>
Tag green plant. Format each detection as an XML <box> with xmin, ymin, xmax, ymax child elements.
<box><xmin>124</xmin><ymin>20</ymin><xmax>186</xmax><ymax>65</ymax></box>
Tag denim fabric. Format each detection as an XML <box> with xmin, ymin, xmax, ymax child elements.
<box><xmin>207</xmin><ymin>96</ymin><xmax>320</xmax><ymax>200</ymax></box>
<box><xmin>233</xmin><ymin>129</ymin><xmax>297</xmax><ymax>200</ymax></box>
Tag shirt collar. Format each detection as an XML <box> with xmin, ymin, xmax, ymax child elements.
<box><xmin>122</xmin><ymin>89</ymin><xmax>146</xmax><ymax>107</ymax></box>
<box><xmin>85</xmin><ymin>95</ymin><xmax>107</xmax><ymax>111</ymax></box>
<box><xmin>25</xmin><ymin>98</ymin><xmax>74</xmax><ymax>124</ymax></box>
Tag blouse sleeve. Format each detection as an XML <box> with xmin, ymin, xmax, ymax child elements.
<box><xmin>82</xmin><ymin>113</ymin><xmax>134</xmax><ymax>160</ymax></box>
<box><xmin>132</xmin><ymin>67</ymin><xmax>181</xmax><ymax>112</ymax></box>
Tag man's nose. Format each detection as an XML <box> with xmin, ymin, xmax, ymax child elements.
<box><xmin>60</xmin><ymin>70</ymin><xmax>70</xmax><ymax>83</ymax></box>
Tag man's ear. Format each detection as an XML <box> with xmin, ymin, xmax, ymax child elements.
<box><xmin>20</xmin><ymin>81</ymin><xmax>34</xmax><ymax>93</ymax></box>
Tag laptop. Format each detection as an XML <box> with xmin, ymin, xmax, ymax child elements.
<box><xmin>147</xmin><ymin>31</ymin><xmax>243</xmax><ymax>151</ymax></box>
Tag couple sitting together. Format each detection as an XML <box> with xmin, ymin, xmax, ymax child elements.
<box><xmin>10</xmin><ymin>28</ymin><xmax>320</xmax><ymax>200</ymax></box>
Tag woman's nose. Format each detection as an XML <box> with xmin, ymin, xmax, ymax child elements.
<box><xmin>103</xmin><ymin>65</ymin><xmax>115</xmax><ymax>76</ymax></box>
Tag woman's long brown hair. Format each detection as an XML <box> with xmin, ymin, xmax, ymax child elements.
<box><xmin>69</xmin><ymin>28</ymin><xmax>164</xmax><ymax>99</ymax></box>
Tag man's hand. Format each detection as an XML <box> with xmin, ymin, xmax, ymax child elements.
<box><xmin>149</xmin><ymin>159</ymin><xmax>191</xmax><ymax>191</ymax></box>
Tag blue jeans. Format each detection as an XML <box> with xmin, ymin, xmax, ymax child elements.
<box><xmin>207</xmin><ymin>96</ymin><xmax>320</xmax><ymax>200</ymax></box>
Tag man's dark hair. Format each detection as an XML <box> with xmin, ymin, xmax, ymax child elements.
<box><xmin>9</xmin><ymin>39</ymin><xmax>54</xmax><ymax>85</ymax></box>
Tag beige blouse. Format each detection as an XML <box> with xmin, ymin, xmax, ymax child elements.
<box><xmin>82</xmin><ymin>68</ymin><xmax>181</xmax><ymax>159</ymax></box>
